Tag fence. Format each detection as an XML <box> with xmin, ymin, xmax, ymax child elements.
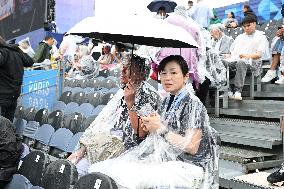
<box><xmin>19</xmin><ymin>61</ymin><xmax>64</xmax><ymax>111</ymax></box>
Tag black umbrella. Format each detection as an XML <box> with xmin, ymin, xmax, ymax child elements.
<box><xmin>147</xmin><ymin>0</ymin><xmax>177</xmax><ymax>13</ymax></box>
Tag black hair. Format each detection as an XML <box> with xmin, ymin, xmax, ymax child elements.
<box><xmin>44</xmin><ymin>35</ymin><xmax>54</xmax><ymax>41</ymax></box>
<box><xmin>158</xmin><ymin>55</ymin><xmax>189</xmax><ymax>76</ymax></box>
<box><xmin>130</xmin><ymin>54</ymin><xmax>150</xmax><ymax>80</ymax></box>
<box><xmin>188</xmin><ymin>1</ymin><xmax>193</xmax><ymax>4</ymax></box>
<box><xmin>0</xmin><ymin>36</ymin><xmax>6</xmax><ymax>45</ymax></box>
<box><xmin>158</xmin><ymin>6</ymin><xmax>166</xmax><ymax>11</ymax></box>
<box><xmin>243</xmin><ymin>4</ymin><xmax>251</xmax><ymax>11</ymax></box>
<box><xmin>241</xmin><ymin>14</ymin><xmax>257</xmax><ymax>26</ymax></box>
<box><xmin>230</xmin><ymin>12</ymin><xmax>235</xmax><ymax>18</ymax></box>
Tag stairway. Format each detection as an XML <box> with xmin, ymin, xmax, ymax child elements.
<box><xmin>210</xmin><ymin>82</ymin><xmax>284</xmax><ymax>189</ymax></box>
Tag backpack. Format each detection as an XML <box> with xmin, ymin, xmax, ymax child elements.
<box><xmin>41</xmin><ymin>159</ymin><xmax>78</xmax><ymax>189</ymax></box>
<box><xmin>18</xmin><ymin>150</ymin><xmax>50</xmax><ymax>186</ymax></box>
<box><xmin>0</xmin><ymin>116</ymin><xmax>22</xmax><ymax>182</ymax></box>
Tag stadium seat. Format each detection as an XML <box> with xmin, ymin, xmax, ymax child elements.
<box><xmin>99</xmin><ymin>69</ymin><xmax>110</xmax><ymax>78</ymax></box>
<box><xmin>63</xmin><ymin>86</ymin><xmax>72</xmax><ymax>93</ymax></box>
<box><xmin>71</xmin><ymin>87</ymin><xmax>83</xmax><ymax>95</ymax></box>
<box><xmin>34</xmin><ymin>108</ymin><xmax>49</xmax><ymax>126</ymax></box>
<box><xmin>71</xmin><ymin>92</ymin><xmax>86</xmax><ymax>105</ymax></box>
<box><xmin>52</xmin><ymin>101</ymin><xmax>66</xmax><ymax>112</ymax></box>
<box><xmin>66</xmin><ymin>132</ymin><xmax>84</xmax><ymax>153</ymax></box>
<box><xmin>34</xmin><ymin>124</ymin><xmax>55</xmax><ymax>152</ymax></box>
<box><xmin>14</xmin><ymin>105</ymin><xmax>26</xmax><ymax>119</ymax></box>
<box><xmin>48</xmin><ymin>128</ymin><xmax>73</xmax><ymax>158</ymax></box>
<box><xmin>103</xmin><ymin>76</ymin><xmax>119</xmax><ymax>89</ymax></box>
<box><xmin>18</xmin><ymin>151</ymin><xmax>50</xmax><ymax>186</ymax></box>
<box><xmin>61</xmin><ymin>112</ymin><xmax>84</xmax><ymax>134</ymax></box>
<box><xmin>64</xmin><ymin>102</ymin><xmax>79</xmax><ymax>115</ymax></box>
<box><xmin>79</xmin><ymin>79</ymin><xmax>88</xmax><ymax>88</ymax></box>
<box><xmin>101</xmin><ymin>91</ymin><xmax>116</xmax><ymax>105</ymax></box>
<box><xmin>13</xmin><ymin>118</ymin><xmax>27</xmax><ymax>137</ymax></box>
<box><xmin>5</xmin><ymin>174</ymin><xmax>33</xmax><ymax>189</ymax></box>
<box><xmin>24</xmin><ymin>107</ymin><xmax>37</xmax><ymax>122</ymax></box>
<box><xmin>41</xmin><ymin>160</ymin><xmax>78</xmax><ymax>189</ymax></box>
<box><xmin>86</xmin><ymin>92</ymin><xmax>102</xmax><ymax>107</ymax></box>
<box><xmin>81</xmin><ymin>115</ymin><xmax>97</xmax><ymax>132</ymax></box>
<box><xmin>73</xmin><ymin>172</ymin><xmax>118</xmax><ymax>189</ymax></box>
<box><xmin>59</xmin><ymin>91</ymin><xmax>72</xmax><ymax>104</ymax></box>
<box><xmin>47</xmin><ymin>110</ymin><xmax>64</xmax><ymax>130</ymax></box>
<box><xmin>22</xmin><ymin>121</ymin><xmax>40</xmax><ymax>147</ymax></box>
<box><xmin>92</xmin><ymin>105</ymin><xmax>105</xmax><ymax>116</ymax></box>
<box><xmin>83</xmin><ymin>87</ymin><xmax>94</xmax><ymax>94</ymax></box>
<box><xmin>77</xmin><ymin>103</ymin><xmax>94</xmax><ymax>118</ymax></box>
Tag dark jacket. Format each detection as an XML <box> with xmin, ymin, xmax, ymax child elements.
<box><xmin>0</xmin><ymin>44</ymin><xmax>34</xmax><ymax>104</ymax></box>
<box><xmin>33</xmin><ymin>41</ymin><xmax>52</xmax><ymax>63</ymax></box>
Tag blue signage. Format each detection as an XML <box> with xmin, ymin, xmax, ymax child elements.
<box><xmin>21</xmin><ymin>69</ymin><xmax>59</xmax><ymax>111</ymax></box>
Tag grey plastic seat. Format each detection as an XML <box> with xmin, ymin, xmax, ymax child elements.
<box><xmin>146</xmin><ymin>78</ymin><xmax>158</xmax><ymax>90</ymax></box>
<box><xmin>47</xmin><ymin>110</ymin><xmax>64</xmax><ymax>130</ymax></box>
<box><xmin>109</xmin><ymin>68</ymin><xmax>121</xmax><ymax>77</ymax></box>
<box><xmin>49</xmin><ymin>128</ymin><xmax>73</xmax><ymax>157</ymax></box>
<box><xmin>81</xmin><ymin>115</ymin><xmax>97</xmax><ymax>132</ymax></box>
<box><xmin>34</xmin><ymin>108</ymin><xmax>49</xmax><ymax>126</ymax></box>
<box><xmin>99</xmin><ymin>69</ymin><xmax>110</xmax><ymax>78</ymax></box>
<box><xmin>72</xmin><ymin>92</ymin><xmax>86</xmax><ymax>105</ymax></box>
<box><xmin>14</xmin><ymin>118</ymin><xmax>27</xmax><ymax>137</ymax></box>
<box><xmin>64</xmin><ymin>102</ymin><xmax>79</xmax><ymax>115</ymax></box>
<box><xmin>24</xmin><ymin>107</ymin><xmax>37</xmax><ymax>122</ymax></box>
<box><xmin>22</xmin><ymin>121</ymin><xmax>40</xmax><ymax>140</ymax></box>
<box><xmin>5</xmin><ymin>174</ymin><xmax>33</xmax><ymax>189</ymax></box>
<box><xmin>52</xmin><ymin>101</ymin><xmax>66</xmax><ymax>112</ymax></box>
<box><xmin>79</xmin><ymin>79</ymin><xmax>88</xmax><ymax>88</ymax></box>
<box><xmin>101</xmin><ymin>91</ymin><xmax>116</xmax><ymax>105</ymax></box>
<box><xmin>86</xmin><ymin>92</ymin><xmax>102</xmax><ymax>107</ymax></box>
<box><xmin>59</xmin><ymin>91</ymin><xmax>72</xmax><ymax>104</ymax></box>
<box><xmin>98</xmin><ymin>87</ymin><xmax>109</xmax><ymax>95</ymax></box>
<box><xmin>14</xmin><ymin>105</ymin><xmax>25</xmax><ymax>119</ymax></box>
<box><xmin>63</xmin><ymin>86</ymin><xmax>72</xmax><ymax>93</ymax></box>
<box><xmin>77</xmin><ymin>103</ymin><xmax>94</xmax><ymax>118</ymax></box>
<box><xmin>67</xmin><ymin>132</ymin><xmax>84</xmax><ymax>153</ymax></box>
<box><xmin>108</xmin><ymin>87</ymin><xmax>120</xmax><ymax>94</ymax></box>
<box><xmin>103</xmin><ymin>77</ymin><xmax>119</xmax><ymax>89</ymax></box>
<box><xmin>92</xmin><ymin>105</ymin><xmax>105</xmax><ymax>116</ymax></box>
<box><xmin>83</xmin><ymin>87</ymin><xmax>94</xmax><ymax>94</ymax></box>
<box><xmin>34</xmin><ymin>124</ymin><xmax>55</xmax><ymax>151</ymax></box>
<box><xmin>62</xmin><ymin>112</ymin><xmax>84</xmax><ymax>134</ymax></box>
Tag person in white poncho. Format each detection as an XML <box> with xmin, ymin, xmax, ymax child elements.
<box><xmin>88</xmin><ymin>55</ymin><xmax>218</xmax><ymax>189</ymax></box>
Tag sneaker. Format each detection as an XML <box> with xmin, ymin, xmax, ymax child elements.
<box><xmin>233</xmin><ymin>91</ymin><xmax>242</xmax><ymax>100</ymax></box>
<box><xmin>275</xmin><ymin>75</ymin><xmax>284</xmax><ymax>85</ymax></box>
<box><xmin>261</xmin><ymin>70</ymin><xmax>277</xmax><ymax>83</ymax></box>
<box><xmin>267</xmin><ymin>163</ymin><xmax>284</xmax><ymax>184</ymax></box>
<box><xmin>219</xmin><ymin>91</ymin><xmax>234</xmax><ymax>98</ymax></box>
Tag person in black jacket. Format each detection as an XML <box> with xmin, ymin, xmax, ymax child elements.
<box><xmin>242</xmin><ymin>4</ymin><xmax>257</xmax><ymax>23</ymax></box>
<box><xmin>0</xmin><ymin>36</ymin><xmax>34</xmax><ymax>121</ymax></box>
<box><xmin>33</xmin><ymin>35</ymin><xmax>54</xmax><ymax>63</ymax></box>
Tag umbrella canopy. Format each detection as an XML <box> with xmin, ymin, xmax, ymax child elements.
<box><xmin>68</xmin><ymin>16</ymin><xmax>198</xmax><ymax>48</ymax></box>
<box><xmin>147</xmin><ymin>0</ymin><xmax>177</xmax><ymax>13</ymax></box>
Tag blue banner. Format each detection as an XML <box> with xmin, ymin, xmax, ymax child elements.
<box><xmin>21</xmin><ymin>70</ymin><xmax>58</xmax><ymax>111</ymax></box>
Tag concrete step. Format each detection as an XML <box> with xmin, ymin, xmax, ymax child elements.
<box><xmin>227</xmin><ymin>100</ymin><xmax>284</xmax><ymax>110</ymax></box>
<box><xmin>210</xmin><ymin>118</ymin><xmax>282</xmax><ymax>148</ymax></box>
<box><xmin>261</xmin><ymin>84</ymin><xmax>284</xmax><ymax>92</ymax></box>
<box><xmin>254</xmin><ymin>92</ymin><xmax>284</xmax><ymax>98</ymax></box>
<box><xmin>220</xmin><ymin>146</ymin><xmax>278</xmax><ymax>164</ymax></box>
<box><xmin>219</xmin><ymin>108</ymin><xmax>281</xmax><ymax>119</ymax></box>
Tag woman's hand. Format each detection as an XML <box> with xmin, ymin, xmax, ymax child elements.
<box><xmin>142</xmin><ymin>113</ymin><xmax>165</xmax><ymax>134</ymax></box>
<box><xmin>67</xmin><ymin>146</ymin><xmax>86</xmax><ymax>165</ymax></box>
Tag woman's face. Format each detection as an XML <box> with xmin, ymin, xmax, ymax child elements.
<box><xmin>120</xmin><ymin>65</ymin><xmax>130</xmax><ymax>85</ymax></box>
<box><xmin>160</xmin><ymin>61</ymin><xmax>188</xmax><ymax>95</ymax></box>
<box><xmin>227</xmin><ymin>12</ymin><xmax>232</xmax><ymax>18</ymax></box>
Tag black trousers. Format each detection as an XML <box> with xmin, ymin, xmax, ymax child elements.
<box><xmin>193</xmin><ymin>78</ymin><xmax>211</xmax><ymax>106</ymax></box>
<box><xmin>0</xmin><ymin>180</ymin><xmax>10</xmax><ymax>188</ymax></box>
<box><xmin>0</xmin><ymin>101</ymin><xmax>17</xmax><ymax>122</ymax></box>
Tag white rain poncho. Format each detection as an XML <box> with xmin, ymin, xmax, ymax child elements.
<box><xmin>89</xmin><ymin>84</ymin><xmax>218</xmax><ymax>189</ymax></box>
<box><xmin>80</xmin><ymin>81</ymin><xmax>160</xmax><ymax>164</ymax></box>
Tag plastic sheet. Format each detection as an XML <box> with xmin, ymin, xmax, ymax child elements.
<box><xmin>89</xmin><ymin>84</ymin><xmax>218</xmax><ymax>189</ymax></box>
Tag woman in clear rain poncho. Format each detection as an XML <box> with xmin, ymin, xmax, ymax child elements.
<box><xmin>68</xmin><ymin>54</ymin><xmax>160</xmax><ymax>176</ymax></box>
<box><xmin>89</xmin><ymin>55</ymin><xmax>218</xmax><ymax>189</ymax></box>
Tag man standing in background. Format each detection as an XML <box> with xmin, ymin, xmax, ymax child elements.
<box><xmin>189</xmin><ymin>0</ymin><xmax>214</xmax><ymax>29</ymax></box>
<box><xmin>0</xmin><ymin>36</ymin><xmax>34</xmax><ymax>121</ymax></box>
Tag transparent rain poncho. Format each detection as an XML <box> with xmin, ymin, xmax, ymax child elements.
<box><xmin>88</xmin><ymin>84</ymin><xmax>219</xmax><ymax>189</ymax></box>
<box><xmin>80</xmin><ymin>81</ymin><xmax>160</xmax><ymax>164</ymax></box>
